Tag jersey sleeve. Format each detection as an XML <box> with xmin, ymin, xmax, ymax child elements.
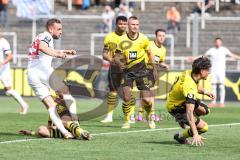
<box><xmin>39</xmin><ymin>34</ymin><xmax>52</xmax><ymax>47</ymax></box>
<box><xmin>144</xmin><ymin>36</ymin><xmax>150</xmax><ymax>52</ymax></box>
<box><xmin>160</xmin><ymin>47</ymin><xmax>166</xmax><ymax>62</ymax></box>
<box><xmin>205</xmin><ymin>48</ymin><xmax>212</xmax><ymax>57</ymax></box>
<box><xmin>224</xmin><ymin>47</ymin><xmax>232</xmax><ymax>56</ymax></box>
<box><xmin>3</xmin><ymin>39</ymin><xmax>11</xmax><ymax>55</ymax></box>
<box><xmin>182</xmin><ymin>82</ymin><xmax>198</xmax><ymax>104</ymax></box>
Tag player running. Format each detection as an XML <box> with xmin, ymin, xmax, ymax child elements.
<box><xmin>167</xmin><ymin>57</ymin><xmax>214</xmax><ymax>146</ymax></box>
<box><xmin>27</xmin><ymin>18</ymin><xmax>78</xmax><ymax>139</ymax></box>
<box><xmin>0</xmin><ymin>31</ymin><xmax>29</xmax><ymax>114</ymax></box>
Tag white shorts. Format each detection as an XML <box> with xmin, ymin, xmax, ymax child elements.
<box><xmin>211</xmin><ymin>71</ymin><xmax>225</xmax><ymax>84</ymax></box>
<box><xmin>0</xmin><ymin>67</ymin><xmax>12</xmax><ymax>87</ymax></box>
<box><xmin>27</xmin><ymin>67</ymin><xmax>53</xmax><ymax>100</ymax></box>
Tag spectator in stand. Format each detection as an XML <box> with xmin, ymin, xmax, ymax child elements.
<box><xmin>117</xmin><ymin>3</ymin><xmax>132</xmax><ymax>19</ymax></box>
<box><xmin>192</xmin><ymin>0</ymin><xmax>214</xmax><ymax>16</ymax></box>
<box><xmin>100</xmin><ymin>5</ymin><xmax>115</xmax><ymax>33</ymax></box>
<box><xmin>166</xmin><ymin>6</ymin><xmax>181</xmax><ymax>33</ymax></box>
<box><xmin>0</xmin><ymin>0</ymin><xmax>9</xmax><ymax>27</ymax></box>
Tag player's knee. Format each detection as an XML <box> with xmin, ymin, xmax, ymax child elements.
<box><xmin>123</xmin><ymin>95</ymin><xmax>131</xmax><ymax>102</ymax></box>
<box><xmin>37</xmin><ymin>126</ymin><xmax>50</xmax><ymax>138</ymax></box>
<box><xmin>198</xmin><ymin>123</ymin><xmax>208</xmax><ymax>134</ymax></box>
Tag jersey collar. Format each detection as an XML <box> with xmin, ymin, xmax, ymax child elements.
<box><xmin>127</xmin><ymin>32</ymin><xmax>139</xmax><ymax>41</ymax></box>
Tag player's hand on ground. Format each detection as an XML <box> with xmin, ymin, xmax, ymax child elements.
<box><xmin>192</xmin><ymin>134</ymin><xmax>205</xmax><ymax>146</ymax></box>
<box><xmin>18</xmin><ymin>130</ymin><xmax>32</xmax><ymax>135</ymax></box>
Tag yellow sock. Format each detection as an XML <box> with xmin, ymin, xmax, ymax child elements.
<box><xmin>67</xmin><ymin>121</ymin><xmax>83</xmax><ymax>138</ymax></box>
<box><xmin>107</xmin><ymin>92</ymin><xmax>117</xmax><ymax>116</ymax></box>
<box><xmin>122</xmin><ymin>101</ymin><xmax>131</xmax><ymax>122</ymax></box>
<box><xmin>143</xmin><ymin>101</ymin><xmax>153</xmax><ymax>119</ymax></box>
<box><xmin>182</xmin><ymin>128</ymin><xmax>193</xmax><ymax>138</ymax></box>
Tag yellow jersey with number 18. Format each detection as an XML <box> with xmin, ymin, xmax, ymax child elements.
<box><xmin>118</xmin><ymin>32</ymin><xmax>150</xmax><ymax>70</ymax></box>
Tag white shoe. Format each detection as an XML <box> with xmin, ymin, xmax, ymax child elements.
<box><xmin>148</xmin><ymin>120</ymin><xmax>156</xmax><ymax>129</ymax></box>
<box><xmin>129</xmin><ymin>114</ymin><xmax>135</xmax><ymax>124</ymax></box>
<box><xmin>121</xmin><ymin>122</ymin><xmax>130</xmax><ymax>129</ymax></box>
<box><xmin>20</xmin><ymin>103</ymin><xmax>29</xmax><ymax>115</ymax></box>
<box><xmin>100</xmin><ymin>116</ymin><xmax>113</xmax><ymax>123</ymax></box>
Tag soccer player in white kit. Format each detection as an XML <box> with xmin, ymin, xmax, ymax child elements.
<box><xmin>0</xmin><ymin>32</ymin><xmax>29</xmax><ymax>114</ymax></box>
<box><xmin>205</xmin><ymin>38</ymin><xmax>240</xmax><ymax>107</ymax></box>
<box><xmin>27</xmin><ymin>18</ymin><xmax>78</xmax><ymax>138</ymax></box>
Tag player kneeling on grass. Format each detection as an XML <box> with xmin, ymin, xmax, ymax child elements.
<box><xmin>166</xmin><ymin>57</ymin><xmax>214</xmax><ymax>146</ymax></box>
<box><xmin>19</xmin><ymin>93</ymin><xmax>91</xmax><ymax>140</ymax></box>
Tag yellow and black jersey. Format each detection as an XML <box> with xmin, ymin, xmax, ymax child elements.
<box><xmin>146</xmin><ymin>41</ymin><xmax>166</xmax><ymax>69</ymax></box>
<box><xmin>167</xmin><ymin>70</ymin><xmax>200</xmax><ymax>112</ymax></box>
<box><xmin>103</xmin><ymin>31</ymin><xmax>125</xmax><ymax>58</ymax></box>
<box><xmin>117</xmin><ymin>32</ymin><xmax>150</xmax><ymax>70</ymax></box>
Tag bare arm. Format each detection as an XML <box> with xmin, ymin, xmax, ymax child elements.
<box><xmin>198</xmin><ymin>85</ymin><xmax>215</xmax><ymax>100</ymax></box>
<box><xmin>159</xmin><ymin>62</ymin><xmax>169</xmax><ymax>71</ymax></box>
<box><xmin>186</xmin><ymin>103</ymin><xmax>204</xmax><ymax>146</ymax></box>
<box><xmin>39</xmin><ymin>42</ymin><xmax>76</xmax><ymax>58</ymax></box>
<box><xmin>229</xmin><ymin>52</ymin><xmax>240</xmax><ymax>60</ymax></box>
<box><xmin>102</xmin><ymin>45</ymin><xmax>112</xmax><ymax>62</ymax></box>
<box><xmin>148</xmin><ymin>50</ymin><xmax>158</xmax><ymax>80</ymax></box>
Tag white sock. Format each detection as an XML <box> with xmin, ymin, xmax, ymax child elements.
<box><xmin>212</xmin><ymin>84</ymin><xmax>217</xmax><ymax>104</ymax></box>
<box><xmin>63</xmin><ymin>94</ymin><xmax>78</xmax><ymax>121</ymax></box>
<box><xmin>48</xmin><ymin>107</ymin><xmax>68</xmax><ymax>135</ymax></box>
<box><xmin>219</xmin><ymin>84</ymin><xmax>225</xmax><ymax>104</ymax></box>
<box><xmin>6</xmin><ymin>89</ymin><xmax>27</xmax><ymax>107</ymax></box>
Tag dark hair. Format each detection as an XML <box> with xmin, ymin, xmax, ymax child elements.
<box><xmin>46</xmin><ymin>18</ymin><xmax>61</xmax><ymax>30</ymax></box>
<box><xmin>192</xmin><ymin>56</ymin><xmax>211</xmax><ymax>74</ymax></box>
<box><xmin>116</xmin><ymin>16</ymin><xmax>128</xmax><ymax>24</ymax></box>
<box><xmin>128</xmin><ymin>16</ymin><xmax>138</xmax><ymax>21</ymax></box>
<box><xmin>215</xmin><ymin>37</ymin><xmax>222</xmax><ymax>41</ymax></box>
<box><xmin>155</xmin><ymin>28</ymin><xmax>166</xmax><ymax>36</ymax></box>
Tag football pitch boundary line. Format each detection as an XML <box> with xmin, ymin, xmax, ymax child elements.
<box><xmin>1</xmin><ymin>122</ymin><xmax>240</xmax><ymax>144</ymax></box>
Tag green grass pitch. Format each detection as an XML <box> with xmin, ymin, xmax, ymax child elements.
<box><xmin>0</xmin><ymin>97</ymin><xmax>240</xmax><ymax>160</ymax></box>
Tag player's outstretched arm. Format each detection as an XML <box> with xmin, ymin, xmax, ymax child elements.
<box><xmin>18</xmin><ymin>130</ymin><xmax>36</xmax><ymax>136</ymax></box>
<box><xmin>186</xmin><ymin>103</ymin><xmax>204</xmax><ymax>146</ymax></box>
<box><xmin>39</xmin><ymin>41</ymin><xmax>67</xmax><ymax>59</ymax></box>
<box><xmin>159</xmin><ymin>62</ymin><xmax>169</xmax><ymax>71</ymax></box>
<box><xmin>198</xmin><ymin>85</ymin><xmax>215</xmax><ymax>100</ymax></box>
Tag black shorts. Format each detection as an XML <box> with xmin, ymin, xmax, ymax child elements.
<box><xmin>169</xmin><ymin>100</ymin><xmax>206</xmax><ymax>126</ymax></box>
<box><xmin>108</xmin><ymin>64</ymin><xmax>122</xmax><ymax>91</ymax></box>
<box><xmin>121</xmin><ymin>63</ymin><xmax>150</xmax><ymax>90</ymax></box>
<box><xmin>147</xmin><ymin>69</ymin><xmax>155</xmax><ymax>88</ymax></box>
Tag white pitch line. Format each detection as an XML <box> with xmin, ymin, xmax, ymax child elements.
<box><xmin>0</xmin><ymin>138</ymin><xmax>51</xmax><ymax>144</ymax></box>
<box><xmin>1</xmin><ymin>122</ymin><xmax>240</xmax><ymax>144</ymax></box>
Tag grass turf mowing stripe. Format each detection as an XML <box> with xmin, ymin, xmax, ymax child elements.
<box><xmin>1</xmin><ymin>122</ymin><xmax>240</xmax><ymax>144</ymax></box>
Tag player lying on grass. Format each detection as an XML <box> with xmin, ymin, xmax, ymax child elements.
<box><xmin>19</xmin><ymin>93</ymin><xmax>91</xmax><ymax>140</ymax></box>
<box><xmin>167</xmin><ymin>57</ymin><xmax>214</xmax><ymax>146</ymax></box>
